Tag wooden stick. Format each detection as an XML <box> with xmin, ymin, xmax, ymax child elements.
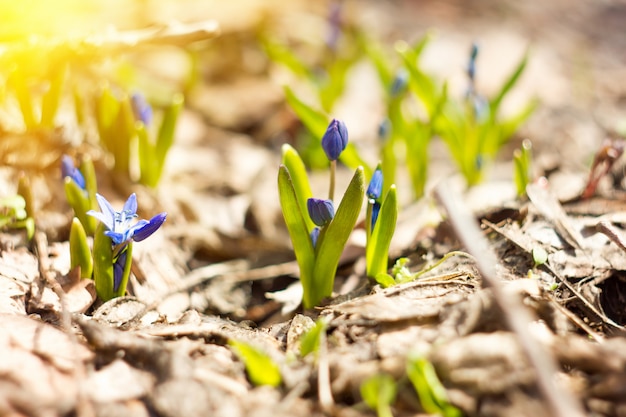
<box><xmin>434</xmin><ymin>182</ymin><xmax>586</xmax><ymax>417</ymax></box>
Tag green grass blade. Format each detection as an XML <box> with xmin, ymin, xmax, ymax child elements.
<box><xmin>156</xmin><ymin>93</ymin><xmax>184</xmax><ymax>164</ymax></box>
<box><xmin>281</xmin><ymin>144</ymin><xmax>315</xmax><ymax>232</ymax></box>
<box><xmin>70</xmin><ymin>217</ymin><xmax>93</xmax><ymax>279</ymax></box>
<box><xmin>312</xmin><ymin>167</ymin><xmax>364</xmax><ymax>307</ymax></box>
<box><xmin>490</xmin><ymin>50</ymin><xmax>529</xmax><ymax>113</ymax></box>
<box><xmin>263</xmin><ymin>39</ymin><xmax>312</xmax><ymax>81</ymax></box>
<box><xmin>284</xmin><ymin>86</ymin><xmax>328</xmax><ymax>138</ymax></box>
<box><xmin>366</xmin><ymin>185</ymin><xmax>398</xmax><ymax>277</ymax></box>
<box><xmin>92</xmin><ymin>223</ymin><xmax>114</xmax><ymax>301</ymax></box>
<box><xmin>64</xmin><ymin>178</ymin><xmax>95</xmax><ymax>235</ymax></box>
<box><xmin>229</xmin><ymin>340</ymin><xmax>282</xmax><ymax>387</ymax></box>
<box><xmin>10</xmin><ymin>72</ymin><xmax>36</xmax><ymax>129</ymax></box>
<box><xmin>278</xmin><ymin>165</ymin><xmax>315</xmax><ymax>307</ymax></box>
<box><xmin>137</xmin><ymin>122</ymin><xmax>158</xmax><ymax>187</ymax></box>
<box><xmin>41</xmin><ymin>64</ymin><xmax>66</xmax><ymax>128</ymax></box>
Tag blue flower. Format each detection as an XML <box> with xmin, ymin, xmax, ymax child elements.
<box><xmin>87</xmin><ymin>193</ymin><xmax>166</xmax><ymax>246</ymax></box>
<box><xmin>61</xmin><ymin>155</ymin><xmax>86</xmax><ymax>189</ymax></box>
<box><xmin>131</xmin><ymin>93</ymin><xmax>153</xmax><ymax>126</ymax></box>
<box><xmin>367</xmin><ymin>168</ymin><xmax>383</xmax><ymax>200</ymax></box>
<box><xmin>321</xmin><ymin>119</ymin><xmax>348</xmax><ymax>161</ymax></box>
<box><xmin>307</xmin><ymin>198</ymin><xmax>335</xmax><ymax>227</ymax></box>
<box><xmin>112</xmin><ymin>249</ymin><xmax>128</xmax><ymax>291</ymax></box>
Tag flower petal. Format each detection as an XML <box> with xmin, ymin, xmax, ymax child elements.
<box><xmin>87</xmin><ymin>210</ymin><xmax>112</xmax><ymax>231</ymax></box>
<box><xmin>104</xmin><ymin>231</ymin><xmax>127</xmax><ymax>246</ymax></box>
<box><xmin>122</xmin><ymin>193</ymin><xmax>138</xmax><ymax>216</ymax></box>
<box><xmin>94</xmin><ymin>194</ymin><xmax>116</xmax><ymax>230</ymax></box>
<box><xmin>132</xmin><ymin>213</ymin><xmax>166</xmax><ymax>242</ymax></box>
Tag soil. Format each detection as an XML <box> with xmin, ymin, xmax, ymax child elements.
<box><xmin>1</xmin><ymin>1</ymin><xmax>626</xmax><ymax>417</ymax></box>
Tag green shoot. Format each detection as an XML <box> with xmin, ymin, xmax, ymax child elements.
<box><xmin>407</xmin><ymin>353</ymin><xmax>461</xmax><ymax>417</ymax></box>
<box><xmin>360</xmin><ymin>373</ymin><xmax>397</xmax><ymax>417</ymax></box>
<box><xmin>229</xmin><ymin>340</ymin><xmax>282</xmax><ymax>387</ymax></box>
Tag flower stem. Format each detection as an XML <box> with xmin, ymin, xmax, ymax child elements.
<box><xmin>329</xmin><ymin>160</ymin><xmax>336</xmax><ymax>201</ymax></box>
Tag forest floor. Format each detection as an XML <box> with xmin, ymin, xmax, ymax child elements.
<box><xmin>1</xmin><ymin>1</ymin><xmax>626</xmax><ymax>416</ymax></box>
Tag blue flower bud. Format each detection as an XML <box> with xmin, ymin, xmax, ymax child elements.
<box><xmin>467</xmin><ymin>43</ymin><xmax>479</xmax><ymax>81</ymax></box>
<box><xmin>367</xmin><ymin>168</ymin><xmax>383</xmax><ymax>200</ymax></box>
<box><xmin>378</xmin><ymin>118</ymin><xmax>391</xmax><ymax>142</ymax></box>
<box><xmin>307</xmin><ymin>198</ymin><xmax>335</xmax><ymax>227</ymax></box>
<box><xmin>389</xmin><ymin>69</ymin><xmax>408</xmax><ymax>97</ymax></box>
<box><xmin>61</xmin><ymin>155</ymin><xmax>86</xmax><ymax>189</ymax></box>
<box><xmin>321</xmin><ymin>119</ymin><xmax>348</xmax><ymax>161</ymax></box>
<box><xmin>112</xmin><ymin>249</ymin><xmax>128</xmax><ymax>292</ymax></box>
<box><xmin>371</xmin><ymin>201</ymin><xmax>381</xmax><ymax>231</ymax></box>
<box><xmin>131</xmin><ymin>93</ymin><xmax>153</xmax><ymax>126</ymax></box>
<box><xmin>310</xmin><ymin>226</ymin><xmax>320</xmax><ymax>248</ymax></box>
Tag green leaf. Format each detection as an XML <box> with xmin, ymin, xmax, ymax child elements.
<box><xmin>262</xmin><ymin>39</ymin><xmax>312</xmax><ymax>81</ymax></box>
<box><xmin>113</xmin><ymin>242</ymin><xmax>133</xmax><ymax>299</ymax></box>
<box><xmin>70</xmin><ymin>217</ymin><xmax>93</xmax><ymax>279</ymax></box>
<box><xmin>311</xmin><ymin>167</ymin><xmax>364</xmax><ymax>307</ymax></box>
<box><xmin>64</xmin><ymin>178</ymin><xmax>95</xmax><ymax>235</ymax></box>
<box><xmin>229</xmin><ymin>340</ymin><xmax>282</xmax><ymax>387</ymax></box>
<box><xmin>362</xmin><ymin>37</ymin><xmax>394</xmax><ymax>89</ymax></box>
<box><xmin>299</xmin><ymin>317</ymin><xmax>328</xmax><ymax>358</ymax></box>
<box><xmin>374</xmin><ymin>273</ymin><xmax>397</xmax><ymax>288</ymax></box>
<box><xmin>155</xmin><ymin>94</ymin><xmax>184</xmax><ymax>167</ymax></box>
<box><xmin>9</xmin><ymin>71</ymin><xmax>36</xmax><ymax>129</ymax></box>
<box><xmin>92</xmin><ymin>223</ymin><xmax>115</xmax><ymax>301</ymax></box>
<box><xmin>137</xmin><ymin>122</ymin><xmax>158</xmax><ymax>187</ymax></box>
<box><xmin>367</xmin><ymin>185</ymin><xmax>398</xmax><ymax>278</ymax></box>
<box><xmin>360</xmin><ymin>373</ymin><xmax>397</xmax><ymax>417</ymax></box>
<box><xmin>281</xmin><ymin>144</ymin><xmax>314</xmax><ymax>232</ymax></box>
<box><xmin>490</xmin><ymin>50</ymin><xmax>529</xmax><ymax>113</ymax></box>
<box><xmin>407</xmin><ymin>353</ymin><xmax>461</xmax><ymax>417</ymax></box>
<box><xmin>284</xmin><ymin>86</ymin><xmax>328</xmax><ymax>138</ymax></box>
<box><xmin>278</xmin><ymin>165</ymin><xmax>315</xmax><ymax>307</ymax></box>
<box><xmin>41</xmin><ymin>64</ymin><xmax>66</xmax><ymax>128</ymax></box>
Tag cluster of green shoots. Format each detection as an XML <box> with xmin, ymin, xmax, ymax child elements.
<box><xmin>63</xmin><ymin>155</ymin><xmax>166</xmax><ymax>301</ymax></box>
<box><xmin>279</xmin><ymin>119</ymin><xmax>398</xmax><ymax>308</ymax></box>
<box><xmin>1</xmin><ymin>50</ymin><xmax>182</xmax><ymax>190</ymax></box>
<box><xmin>265</xmin><ymin>16</ymin><xmax>536</xmax><ymax>195</ymax></box>
<box><xmin>228</xmin><ymin>316</ymin><xmax>460</xmax><ymax>416</ymax></box>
